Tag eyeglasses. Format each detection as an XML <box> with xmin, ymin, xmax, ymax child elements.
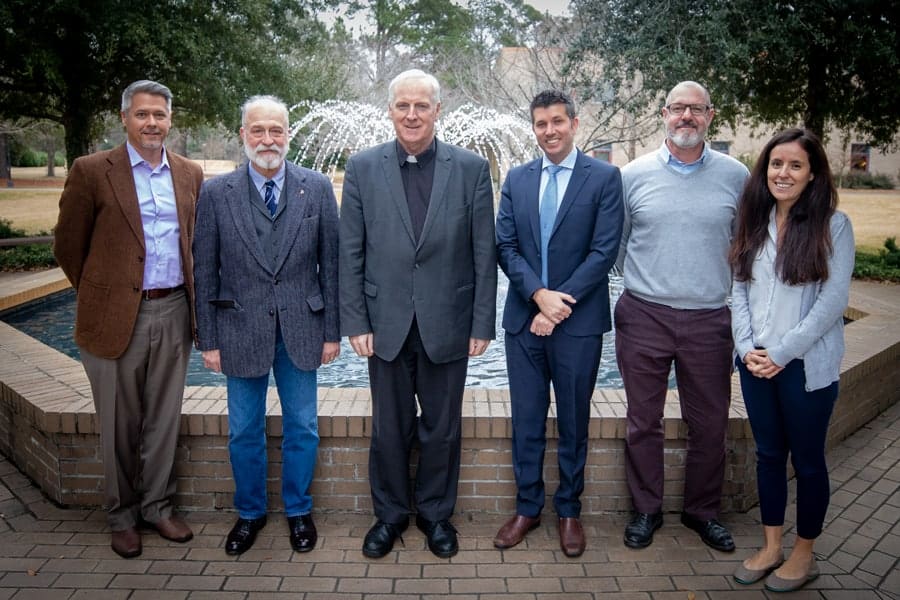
<box><xmin>665</xmin><ymin>103</ymin><xmax>712</xmax><ymax>116</ymax></box>
<box><xmin>247</xmin><ymin>126</ymin><xmax>286</xmax><ymax>140</ymax></box>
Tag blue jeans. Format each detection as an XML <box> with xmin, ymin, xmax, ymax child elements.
<box><xmin>226</xmin><ymin>337</ymin><xmax>319</xmax><ymax>519</ymax></box>
<box><xmin>737</xmin><ymin>358</ymin><xmax>838</xmax><ymax>539</ymax></box>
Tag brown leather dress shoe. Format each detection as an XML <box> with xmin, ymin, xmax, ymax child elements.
<box><xmin>493</xmin><ymin>515</ymin><xmax>541</xmax><ymax>549</ymax></box>
<box><xmin>111</xmin><ymin>527</ymin><xmax>142</xmax><ymax>558</ymax></box>
<box><xmin>153</xmin><ymin>515</ymin><xmax>193</xmax><ymax>543</ymax></box>
<box><xmin>558</xmin><ymin>517</ymin><xmax>586</xmax><ymax>557</ymax></box>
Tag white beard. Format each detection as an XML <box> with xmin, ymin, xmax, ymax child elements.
<box><xmin>668</xmin><ymin>128</ymin><xmax>704</xmax><ymax>149</ymax></box>
<box><xmin>244</xmin><ymin>143</ymin><xmax>285</xmax><ymax>170</ymax></box>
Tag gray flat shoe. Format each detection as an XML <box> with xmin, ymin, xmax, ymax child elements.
<box><xmin>733</xmin><ymin>552</ymin><xmax>785</xmax><ymax>585</ymax></box>
<box><xmin>764</xmin><ymin>559</ymin><xmax>820</xmax><ymax>592</ymax></box>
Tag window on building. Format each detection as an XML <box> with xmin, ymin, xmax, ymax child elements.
<box><xmin>710</xmin><ymin>141</ymin><xmax>731</xmax><ymax>155</ymax></box>
<box><xmin>850</xmin><ymin>143</ymin><xmax>870</xmax><ymax>172</ymax></box>
<box><xmin>591</xmin><ymin>142</ymin><xmax>612</xmax><ymax>163</ymax></box>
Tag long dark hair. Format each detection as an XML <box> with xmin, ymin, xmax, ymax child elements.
<box><xmin>730</xmin><ymin>128</ymin><xmax>837</xmax><ymax>284</ymax></box>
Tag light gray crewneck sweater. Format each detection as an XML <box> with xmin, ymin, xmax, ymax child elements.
<box><xmin>617</xmin><ymin>147</ymin><xmax>749</xmax><ymax>309</ymax></box>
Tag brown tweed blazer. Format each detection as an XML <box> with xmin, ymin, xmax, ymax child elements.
<box><xmin>54</xmin><ymin>144</ymin><xmax>203</xmax><ymax>359</ymax></box>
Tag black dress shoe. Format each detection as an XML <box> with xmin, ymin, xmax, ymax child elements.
<box><xmin>362</xmin><ymin>519</ymin><xmax>408</xmax><ymax>558</ymax></box>
<box><xmin>680</xmin><ymin>512</ymin><xmax>735</xmax><ymax>552</ymax></box>
<box><xmin>225</xmin><ymin>516</ymin><xmax>267</xmax><ymax>555</ymax></box>
<box><xmin>288</xmin><ymin>514</ymin><xmax>317</xmax><ymax>553</ymax></box>
<box><xmin>415</xmin><ymin>515</ymin><xmax>458</xmax><ymax>558</ymax></box>
<box><xmin>624</xmin><ymin>511</ymin><xmax>663</xmax><ymax>548</ymax></box>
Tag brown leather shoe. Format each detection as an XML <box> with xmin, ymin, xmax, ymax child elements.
<box><xmin>111</xmin><ymin>527</ymin><xmax>142</xmax><ymax>558</ymax></box>
<box><xmin>493</xmin><ymin>514</ymin><xmax>541</xmax><ymax>549</ymax></box>
<box><xmin>558</xmin><ymin>517</ymin><xmax>586</xmax><ymax>557</ymax></box>
<box><xmin>153</xmin><ymin>515</ymin><xmax>193</xmax><ymax>543</ymax></box>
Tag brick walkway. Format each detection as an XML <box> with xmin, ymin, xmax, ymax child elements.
<box><xmin>1</xmin><ymin>401</ymin><xmax>897</xmax><ymax>599</ymax></box>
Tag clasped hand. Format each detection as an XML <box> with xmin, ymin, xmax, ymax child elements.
<box><xmin>530</xmin><ymin>288</ymin><xmax>576</xmax><ymax>337</ymax></box>
<box><xmin>743</xmin><ymin>348</ymin><xmax>784</xmax><ymax>379</ymax></box>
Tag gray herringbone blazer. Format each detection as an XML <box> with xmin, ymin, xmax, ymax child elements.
<box><xmin>193</xmin><ymin>162</ymin><xmax>340</xmax><ymax>377</ymax></box>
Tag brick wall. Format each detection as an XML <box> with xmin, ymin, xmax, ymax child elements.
<box><xmin>1</xmin><ymin>278</ymin><xmax>898</xmax><ymax>517</ymax></box>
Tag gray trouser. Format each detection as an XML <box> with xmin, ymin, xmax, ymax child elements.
<box><xmin>81</xmin><ymin>290</ymin><xmax>191</xmax><ymax>530</ymax></box>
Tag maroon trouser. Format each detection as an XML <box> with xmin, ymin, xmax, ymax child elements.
<box><xmin>614</xmin><ymin>291</ymin><xmax>733</xmax><ymax>519</ymax></box>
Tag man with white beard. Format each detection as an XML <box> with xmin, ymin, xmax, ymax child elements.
<box><xmin>615</xmin><ymin>81</ymin><xmax>749</xmax><ymax>552</ymax></box>
<box><xmin>193</xmin><ymin>95</ymin><xmax>340</xmax><ymax>556</ymax></box>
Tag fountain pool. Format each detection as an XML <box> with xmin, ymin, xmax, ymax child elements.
<box><xmin>0</xmin><ymin>272</ymin><xmax>668</xmax><ymax>389</ymax></box>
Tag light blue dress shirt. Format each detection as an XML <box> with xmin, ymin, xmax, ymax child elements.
<box><xmin>126</xmin><ymin>143</ymin><xmax>182</xmax><ymax>289</ymax></box>
<box><xmin>660</xmin><ymin>141</ymin><xmax>709</xmax><ymax>174</ymax></box>
<box><xmin>539</xmin><ymin>146</ymin><xmax>578</xmax><ymax>211</ymax></box>
<box><xmin>247</xmin><ymin>162</ymin><xmax>286</xmax><ymax>214</ymax></box>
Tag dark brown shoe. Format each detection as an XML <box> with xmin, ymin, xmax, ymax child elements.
<box><xmin>493</xmin><ymin>515</ymin><xmax>541</xmax><ymax>549</ymax></box>
<box><xmin>111</xmin><ymin>527</ymin><xmax>142</xmax><ymax>558</ymax></box>
<box><xmin>558</xmin><ymin>517</ymin><xmax>586</xmax><ymax>557</ymax></box>
<box><xmin>153</xmin><ymin>515</ymin><xmax>193</xmax><ymax>543</ymax></box>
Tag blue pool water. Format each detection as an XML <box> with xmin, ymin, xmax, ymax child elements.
<box><xmin>2</xmin><ymin>274</ymin><xmax>657</xmax><ymax>389</ymax></box>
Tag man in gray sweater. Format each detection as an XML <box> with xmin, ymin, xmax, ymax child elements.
<box><xmin>616</xmin><ymin>81</ymin><xmax>749</xmax><ymax>552</ymax></box>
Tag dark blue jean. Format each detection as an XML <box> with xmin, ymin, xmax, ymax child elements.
<box><xmin>737</xmin><ymin>358</ymin><xmax>838</xmax><ymax>539</ymax></box>
<box><xmin>226</xmin><ymin>336</ymin><xmax>319</xmax><ymax>519</ymax></box>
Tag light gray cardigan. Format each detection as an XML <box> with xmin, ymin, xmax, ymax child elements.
<box><xmin>732</xmin><ymin>211</ymin><xmax>855</xmax><ymax>391</ymax></box>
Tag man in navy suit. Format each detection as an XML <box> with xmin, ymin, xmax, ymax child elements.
<box><xmin>193</xmin><ymin>95</ymin><xmax>340</xmax><ymax>556</ymax></box>
<box><xmin>340</xmin><ymin>69</ymin><xmax>497</xmax><ymax>559</ymax></box>
<box><xmin>494</xmin><ymin>90</ymin><xmax>623</xmax><ymax>557</ymax></box>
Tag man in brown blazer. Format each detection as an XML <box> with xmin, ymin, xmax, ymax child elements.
<box><xmin>54</xmin><ymin>80</ymin><xmax>203</xmax><ymax>558</ymax></box>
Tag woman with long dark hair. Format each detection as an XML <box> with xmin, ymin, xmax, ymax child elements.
<box><xmin>729</xmin><ymin>128</ymin><xmax>854</xmax><ymax>592</ymax></box>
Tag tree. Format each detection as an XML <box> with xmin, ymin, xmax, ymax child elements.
<box><xmin>0</xmin><ymin>0</ymin><xmax>346</xmax><ymax>167</ymax></box>
<box><xmin>568</xmin><ymin>0</ymin><xmax>900</xmax><ymax>149</ymax></box>
<box><xmin>340</xmin><ymin>0</ymin><xmax>542</xmax><ymax>98</ymax></box>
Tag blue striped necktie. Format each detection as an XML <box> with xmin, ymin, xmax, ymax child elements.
<box><xmin>264</xmin><ymin>180</ymin><xmax>276</xmax><ymax>216</ymax></box>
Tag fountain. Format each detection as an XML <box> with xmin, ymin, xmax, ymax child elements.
<box><xmin>288</xmin><ymin>100</ymin><xmax>537</xmax><ymax>183</ymax></box>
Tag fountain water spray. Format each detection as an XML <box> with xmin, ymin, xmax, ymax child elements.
<box><xmin>288</xmin><ymin>100</ymin><xmax>537</xmax><ymax>182</ymax></box>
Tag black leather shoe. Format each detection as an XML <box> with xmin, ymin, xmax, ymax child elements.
<box><xmin>288</xmin><ymin>514</ymin><xmax>317</xmax><ymax>553</ymax></box>
<box><xmin>362</xmin><ymin>519</ymin><xmax>408</xmax><ymax>558</ymax></box>
<box><xmin>416</xmin><ymin>515</ymin><xmax>458</xmax><ymax>558</ymax></box>
<box><xmin>680</xmin><ymin>513</ymin><xmax>735</xmax><ymax>552</ymax></box>
<box><xmin>624</xmin><ymin>511</ymin><xmax>663</xmax><ymax>549</ymax></box>
<box><xmin>225</xmin><ymin>516</ymin><xmax>267</xmax><ymax>555</ymax></box>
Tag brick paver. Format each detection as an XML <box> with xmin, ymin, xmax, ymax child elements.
<box><xmin>0</xmin><ymin>401</ymin><xmax>895</xmax><ymax>598</ymax></box>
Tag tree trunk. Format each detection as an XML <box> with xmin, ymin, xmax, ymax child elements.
<box><xmin>46</xmin><ymin>137</ymin><xmax>56</xmax><ymax>177</ymax></box>
<box><xmin>0</xmin><ymin>134</ymin><xmax>11</xmax><ymax>183</ymax></box>
<box><xmin>63</xmin><ymin>113</ymin><xmax>94</xmax><ymax>169</ymax></box>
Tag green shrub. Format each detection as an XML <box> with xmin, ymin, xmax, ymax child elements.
<box><xmin>842</xmin><ymin>172</ymin><xmax>895</xmax><ymax>189</ymax></box>
<box><xmin>0</xmin><ymin>218</ymin><xmax>26</xmax><ymax>238</ymax></box>
<box><xmin>854</xmin><ymin>237</ymin><xmax>900</xmax><ymax>282</ymax></box>
<box><xmin>54</xmin><ymin>151</ymin><xmax>66</xmax><ymax>167</ymax></box>
<box><xmin>14</xmin><ymin>148</ymin><xmax>47</xmax><ymax>167</ymax></box>
<box><xmin>737</xmin><ymin>152</ymin><xmax>756</xmax><ymax>172</ymax></box>
<box><xmin>0</xmin><ymin>218</ymin><xmax>56</xmax><ymax>271</ymax></box>
<box><xmin>0</xmin><ymin>244</ymin><xmax>57</xmax><ymax>271</ymax></box>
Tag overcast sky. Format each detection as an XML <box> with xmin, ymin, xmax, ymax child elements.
<box><xmin>525</xmin><ymin>0</ymin><xmax>571</xmax><ymax>16</ymax></box>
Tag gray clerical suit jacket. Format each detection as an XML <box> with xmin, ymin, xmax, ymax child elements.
<box><xmin>339</xmin><ymin>139</ymin><xmax>497</xmax><ymax>363</ymax></box>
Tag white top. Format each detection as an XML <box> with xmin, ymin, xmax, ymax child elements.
<box><xmin>748</xmin><ymin>207</ymin><xmax>804</xmax><ymax>350</ymax></box>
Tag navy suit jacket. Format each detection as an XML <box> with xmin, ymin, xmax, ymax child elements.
<box><xmin>193</xmin><ymin>162</ymin><xmax>340</xmax><ymax>377</ymax></box>
<box><xmin>339</xmin><ymin>139</ymin><xmax>497</xmax><ymax>363</ymax></box>
<box><xmin>496</xmin><ymin>151</ymin><xmax>624</xmax><ymax>336</ymax></box>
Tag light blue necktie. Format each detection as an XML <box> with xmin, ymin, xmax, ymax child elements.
<box><xmin>540</xmin><ymin>165</ymin><xmax>563</xmax><ymax>287</ymax></box>
<box><xmin>264</xmin><ymin>180</ymin><xmax>277</xmax><ymax>216</ymax></box>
